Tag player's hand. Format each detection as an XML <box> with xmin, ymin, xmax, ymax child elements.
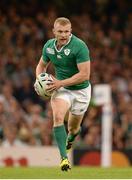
<box><xmin>34</xmin><ymin>80</ymin><xmax>40</xmax><ymax>95</ymax></box>
<box><xmin>46</xmin><ymin>75</ymin><xmax>62</xmax><ymax>92</ymax></box>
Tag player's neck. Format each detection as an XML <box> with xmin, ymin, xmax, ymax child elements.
<box><xmin>56</xmin><ymin>39</ymin><xmax>69</xmax><ymax>50</ymax></box>
<box><xmin>56</xmin><ymin>43</ymin><xmax>64</xmax><ymax>50</ymax></box>
<box><xmin>55</xmin><ymin>34</ymin><xmax>72</xmax><ymax>50</ymax></box>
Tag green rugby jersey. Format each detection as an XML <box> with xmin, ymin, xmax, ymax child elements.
<box><xmin>42</xmin><ymin>34</ymin><xmax>90</xmax><ymax>90</ymax></box>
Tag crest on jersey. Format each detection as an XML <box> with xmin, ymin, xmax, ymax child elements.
<box><xmin>64</xmin><ymin>49</ymin><xmax>70</xmax><ymax>56</ymax></box>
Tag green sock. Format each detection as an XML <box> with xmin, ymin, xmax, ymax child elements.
<box><xmin>67</xmin><ymin>129</ymin><xmax>81</xmax><ymax>142</ymax></box>
<box><xmin>54</xmin><ymin>125</ymin><xmax>67</xmax><ymax>159</ymax></box>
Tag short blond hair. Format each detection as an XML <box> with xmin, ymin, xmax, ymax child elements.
<box><xmin>54</xmin><ymin>17</ymin><xmax>71</xmax><ymax>27</ymax></box>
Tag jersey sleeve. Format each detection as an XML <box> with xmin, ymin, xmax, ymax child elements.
<box><xmin>42</xmin><ymin>42</ymin><xmax>50</xmax><ymax>63</ymax></box>
<box><xmin>76</xmin><ymin>42</ymin><xmax>90</xmax><ymax>63</ymax></box>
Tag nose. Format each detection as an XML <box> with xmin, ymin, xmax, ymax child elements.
<box><xmin>61</xmin><ymin>32</ymin><xmax>66</xmax><ymax>37</ymax></box>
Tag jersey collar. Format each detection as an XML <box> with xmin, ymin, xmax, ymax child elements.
<box><xmin>54</xmin><ymin>34</ymin><xmax>72</xmax><ymax>52</ymax></box>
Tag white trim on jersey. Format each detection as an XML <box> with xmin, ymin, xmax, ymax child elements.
<box><xmin>54</xmin><ymin>34</ymin><xmax>72</xmax><ymax>52</ymax></box>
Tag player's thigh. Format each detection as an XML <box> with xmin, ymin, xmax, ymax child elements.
<box><xmin>70</xmin><ymin>85</ymin><xmax>91</xmax><ymax>115</ymax></box>
<box><xmin>68</xmin><ymin>112</ymin><xmax>84</xmax><ymax>133</ymax></box>
<box><xmin>51</xmin><ymin>98</ymin><xmax>70</xmax><ymax>121</ymax></box>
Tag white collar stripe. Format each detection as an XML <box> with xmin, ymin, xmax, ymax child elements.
<box><xmin>54</xmin><ymin>34</ymin><xmax>72</xmax><ymax>52</ymax></box>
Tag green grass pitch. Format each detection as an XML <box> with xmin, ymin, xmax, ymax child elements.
<box><xmin>0</xmin><ymin>166</ymin><xmax>132</xmax><ymax>179</ymax></box>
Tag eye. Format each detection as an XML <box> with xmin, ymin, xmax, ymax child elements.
<box><xmin>58</xmin><ymin>30</ymin><xmax>63</xmax><ymax>33</ymax></box>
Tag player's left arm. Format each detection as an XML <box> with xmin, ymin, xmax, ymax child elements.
<box><xmin>61</xmin><ymin>42</ymin><xmax>91</xmax><ymax>87</ymax></box>
<box><xmin>46</xmin><ymin>61</ymin><xmax>90</xmax><ymax>91</ymax></box>
<box><xmin>60</xmin><ymin>61</ymin><xmax>90</xmax><ymax>87</ymax></box>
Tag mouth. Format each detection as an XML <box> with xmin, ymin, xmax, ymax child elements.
<box><xmin>57</xmin><ymin>38</ymin><xmax>68</xmax><ymax>46</ymax></box>
<box><xmin>60</xmin><ymin>38</ymin><xmax>67</xmax><ymax>41</ymax></box>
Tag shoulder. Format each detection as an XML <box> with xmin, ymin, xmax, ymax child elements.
<box><xmin>42</xmin><ymin>38</ymin><xmax>55</xmax><ymax>55</ymax></box>
<box><xmin>44</xmin><ymin>38</ymin><xmax>55</xmax><ymax>47</ymax></box>
<box><xmin>72</xmin><ymin>35</ymin><xmax>88</xmax><ymax>48</ymax></box>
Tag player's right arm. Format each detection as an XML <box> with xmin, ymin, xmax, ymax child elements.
<box><xmin>34</xmin><ymin>56</ymin><xmax>50</xmax><ymax>95</ymax></box>
<box><xmin>36</xmin><ymin>41</ymin><xmax>51</xmax><ymax>77</ymax></box>
<box><xmin>36</xmin><ymin>56</ymin><xmax>49</xmax><ymax>77</ymax></box>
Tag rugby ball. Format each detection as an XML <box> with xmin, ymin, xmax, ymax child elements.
<box><xmin>34</xmin><ymin>72</ymin><xmax>53</xmax><ymax>99</ymax></box>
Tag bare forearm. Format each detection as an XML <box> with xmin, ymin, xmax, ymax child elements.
<box><xmin>61</xmin><ymin>72</ymin><xmax>89</xmax><ymax>87</ymax></box>
<box><xmin>46</xmin><ymin>61</ymin><xmax>90</xmax><ymax>91</ymax></box>
<box><xmin>36</xmin><ymin>57</ymin><xmax>50</xmax><ymax>77</ymax></box>
<box><xmin>36</xmin><ymin>64</ymin><xmax>46</xmax><ymax>77</ymax></box>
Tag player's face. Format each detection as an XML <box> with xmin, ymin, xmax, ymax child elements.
<box><xmin>53</xmin><ymin>23</ymin><xmax>72</xmax><ymax>46</ymax></box>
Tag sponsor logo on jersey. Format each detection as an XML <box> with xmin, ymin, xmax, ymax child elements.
<box><xmin>64</xmin><ymin>49</ymin><xmax>70</xmax><ymax>56</ymax></box>
<box><xmin>57</xmin><ymin>55</ymin><xmax>62</xmax><ymax>59</ymax></box>
<box><xmin>46</xmin><ymin>48</ymin><xmax>55</xmax><ymax>54</ymax></box>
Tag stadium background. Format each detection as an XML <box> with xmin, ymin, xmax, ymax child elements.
<box><xmin>0</xmin><ymin>0</ymin><xmax>132</xmax><ymax>167</ymax></box>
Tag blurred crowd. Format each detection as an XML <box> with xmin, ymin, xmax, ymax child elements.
<box><xmin>0</xmin><ymin>0</ymin><xmax>131</xmax><ymax>150</ymax></box>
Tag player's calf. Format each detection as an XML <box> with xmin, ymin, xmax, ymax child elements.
<box><xmin>66</xmin><ymin>130</ymin><xmax>80</xmax><ymax>153</ymax></box>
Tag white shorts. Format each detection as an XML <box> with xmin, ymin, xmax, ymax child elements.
<box><xmin>51</xmin><ymin>85</ymin><xmax>91</xmax><ymax>115</ymax></box>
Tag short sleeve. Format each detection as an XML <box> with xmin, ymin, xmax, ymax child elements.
<box><xmin>42</xmin><ymin>43</ymin><xmax>50</xmax><ymax>63</ymax></box>
<box><xmin>76</xmin><ymin>42</ymin><xmax>90</xmax><ymax>63</ymax></box>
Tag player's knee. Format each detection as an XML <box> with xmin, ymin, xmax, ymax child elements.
<box><xmin>53</xmin><ymin>113</ymin><xmax>64</xmax><ymax>126</ymax></box>
<box><xmin>68</xmin><ymin>126</ymin><xmax>80</xmax><ymax>134</ymax></box>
